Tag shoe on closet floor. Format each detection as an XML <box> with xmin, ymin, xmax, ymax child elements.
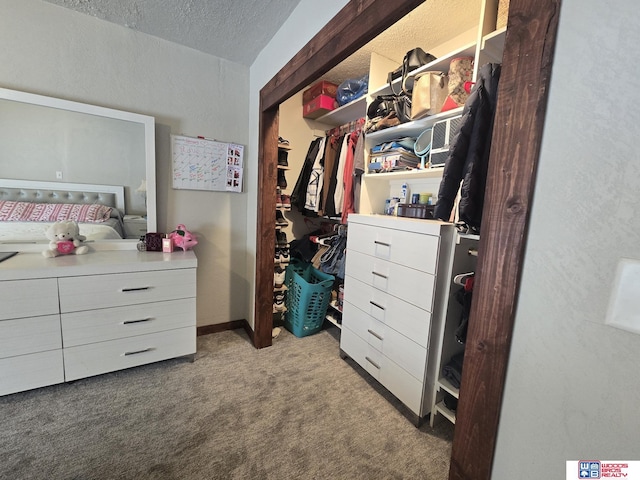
<box><xmin>276</xmin><ymin>231</ymin><xmax>288</xmax><ymax>248</ymax></box>
<box><xmin>275</xmin><ymin>210</ymin><xmax>288</xmax><ymax>227</ymax></box>
<box><xmin>273</xmin><ymin>291</ymin><xmax>286</xmax><ymax>312</ymax></box>
<box><xmin>277</xmin><ymin>169</ymin><xmax>287</xmax><ymax>189</ymax></box>
<box><xmin>274</xmin><ymin>267</ymin><xmax>285</xmax><ymax>288</ymax></box>
<box><xmin>278</xmin><ymin>149</ymin><xmax>289</xmax><ymax>167</ymax></box>
<box><xmin>279</xmin><ymin>248</ymin><xmax>290</xmax><ymax>264</ymax></box>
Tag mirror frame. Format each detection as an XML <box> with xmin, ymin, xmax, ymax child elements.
<box><xmin>0</xmin><ymin>87</ymin><xmax>156</xmax><ymax>252</ymax></box>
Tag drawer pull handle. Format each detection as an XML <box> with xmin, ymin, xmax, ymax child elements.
<box><xmin>365</xmin><ymin>356</ymin><xmax>381</xmax><ymax>369</ymax></box>
<box><xmin>124</xmin><ymin>347</ymin><xmax>154</xmax><ymax>356</ymax></box>
<box><xmin>123</xmin><ymin>317</ymin><xmax>152</xmax><ymax>325</ymax></box>
<box><xmin>371</xmin><ymin>271</ymin><xmax>388</xmax><ymax>279</ymax></box>
<box><xmin>121</xmin><ymin>286</ymin><xmax>150</xmax><ymax>292</ymax></box>
<box><xmin>367</xmin><ymin>329</ymin><xmax>384</xmax><ymax>341</ymax></box>
<box><xmin>369</xmin><ymin>300</ymin><xmax>385</xmax><ymax>311</ymax></box>
<box><xmin>374</xmin><ymin>240</ymin><xmax>391</xmax><ymax>247</ymax></box>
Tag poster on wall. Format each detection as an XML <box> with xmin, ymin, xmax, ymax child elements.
<box><xmin>171</xmin><ymin>134</ymin><xmax>244</xmax><ymax>192</ymax></box>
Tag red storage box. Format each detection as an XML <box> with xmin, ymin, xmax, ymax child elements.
<box><xmin>303</xmin><ymin>94</ymin><xmax>337</xmax><ymax>119</ymax></box>
<box><xmin>302</xmin><ymin>80</ymin><xmax>338</xmax><ymax>104</ymax></box>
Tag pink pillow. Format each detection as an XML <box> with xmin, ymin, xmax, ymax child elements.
<box><xmin>0</xmin><ymin>201</ymin><xmax>112</xmax><ymax>223</ymax></box>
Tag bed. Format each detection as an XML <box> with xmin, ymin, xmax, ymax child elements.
<box><xmin>0</xmin><ymin>179</ymin><xmax>127</xmax><ymax>244</ymax></box>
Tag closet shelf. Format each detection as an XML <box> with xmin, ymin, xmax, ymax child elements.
<box><xmin>437</xmin><ymin>377</ymin><xmax>460</xmax><ymax>399</ymax></box>
<box><xmin>434</xmin><ymin>400</ymin><xmax>456</xmax><ymax>424</ymax></box>
<box><xmin>481</xmin><ymin>27</ymin><xmax>507</xmax><ymax>63</ymax></box>
<box><xmin>365</xmin><ymin>107</ymin><xmax>464</xmax><ymax>146</ymax></box>
<box><xmin>369</xmin><ymin>42</ymin><xmax>478</xmax><ymax>99</ymax></box>
<box><xmin>315</xmin><ymin>96</ymin><xmax>367</xmax><ymax>126</ymax></box>
<box><xmin>278</xmin><ymin>143</ymin><xmax>292</xmax><ymax>150</ymax></box>
<box><xmin>364</xmin><ymin>167</ymin><xmax>444</xmax><ymax>181</ymax></box>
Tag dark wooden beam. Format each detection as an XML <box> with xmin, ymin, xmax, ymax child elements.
<box><xmin>448</xmin><ymin>1</ymin><xmax>561</xmax><ymax>479</ymax></box>
<box><xmin>260</xmin><ymin>0</ymin><xmax>427</xmax><ymax>111</ymax></box>
<box><xmin>253</xmin><ymin>103</ymin><xmax>279</xmax><ymax>349</ymax></box>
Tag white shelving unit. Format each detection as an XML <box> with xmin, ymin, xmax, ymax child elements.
<box><xmin>429</xmin><ymin>233</ymin><xmax>479</xmax><ymax>427</ymax></box>
<box><xmin>316</xmin><ymin>97</ymin><xmax>367</xmax><ymax>127</ymax></box>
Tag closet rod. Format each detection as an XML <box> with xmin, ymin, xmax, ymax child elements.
<box><xmin>326</xmin><ymin>117</ymin><xmax>365</xmax><ymax>137</ymax></box>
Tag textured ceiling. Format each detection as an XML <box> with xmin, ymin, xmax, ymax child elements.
<box><xmin>41</xmin><ymin>0</ymin><xmax>304</xmax><ymax>65</ymax></box>
<box><xmin>41</xmin><ymin>0</ymin><xmax>481</xmax><ymax>77</ymax></box>
<box><xmin>322</xmin><ymin>0</ymin><xmax>482</xmax><ymax>84</ymax></box>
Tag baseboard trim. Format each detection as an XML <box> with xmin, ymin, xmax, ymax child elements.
<box><xmin>197</xmin><ymin>320</ymin><xmax>254</xmax><ymax>344</ymax></box>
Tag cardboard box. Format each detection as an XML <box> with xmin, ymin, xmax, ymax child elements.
<box><xmin>302</xmin><ymin>94</ymin><xmax>337</xmax><ymax>119</ymax></box>
<box><xmin>302</xmin><ymin>81</ymin><xmax>338</xmax><ymax>104</ymax></box>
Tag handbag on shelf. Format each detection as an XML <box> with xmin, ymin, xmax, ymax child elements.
<box><xmin>410</xmin><ymin>71</ymin><xmax>449</xmax><ymax>120</ymax></box>
<box><xmin>393</xmin><ymin>93</ymin><xmax>413</xmax><ymax>124</ymax></box>
<box><xmin>388</xmin><ymin>47</ymin><xmax>437</xmax><ymax>95</ymax></box>
<box><xmin>441</xmin><ymin>56</ymin><xmax>474</xmax><ymax>111</ymax></box>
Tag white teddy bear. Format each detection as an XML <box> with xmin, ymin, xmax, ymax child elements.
<box><xmin>42</xmin><ymin>220</ymin><xmax>89</xmax><ymax>257</ymax></box>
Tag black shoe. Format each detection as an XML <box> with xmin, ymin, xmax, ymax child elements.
<box><xmin>275</xmin><ymin>210</ymin><xmax>288</xmax><ymax>227</ymax></box>
<box><xmin>278</xmin><ymin>150</ymin><xmax>289</xmax><ymax>167</ymax></box>
<box><xmin>276</xmin><ymin>231</ymin><xmax>288</xmax><ymax>248</ymax></box>
<box><xmin>277</xmin><ymin>169</ymin><xmax>287</xmax><ymax>189</ymax></box>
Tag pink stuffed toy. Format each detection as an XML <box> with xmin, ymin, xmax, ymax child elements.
<box><xmin>168</xmin><ymin>224</ymin><xmax>198</xmax><ymax>251</ymax></box>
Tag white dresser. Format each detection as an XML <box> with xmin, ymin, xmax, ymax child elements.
<box><xmin>340</xmin><ymin>214</ymin><xmax>454</xmax><ymax>425</ymax></box>
<box><xmin>0</xmin><ymin>250</ymin><xmax>197</xmax><ymax>396</ymax></box>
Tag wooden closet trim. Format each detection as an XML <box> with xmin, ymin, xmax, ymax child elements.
<box><xmin>255</xmin><ymin>0</ymin><xmax>560</xmax><ymax>478</ymax></box>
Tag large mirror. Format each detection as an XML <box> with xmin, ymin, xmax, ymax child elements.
<box><xmin>0</xmin><ymin>87</ymin><xmax>156</xmax><ymax>252</ymax></box>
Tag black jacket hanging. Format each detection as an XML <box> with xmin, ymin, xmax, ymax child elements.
<box><xmin>434</xmin><ymin>63</ymin><xmax>502</xmax><ymax>231</ymax></box>
<box><xmin>290</xmin><ymin>138</ymin><xmax>322</xmax><ymax>212</ymax></box>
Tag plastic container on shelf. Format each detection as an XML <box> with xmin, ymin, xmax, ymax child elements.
<box><xmin>284</xmin><ymin>259</ymin><xmax>335</xmax><ymax>338</ymax></box>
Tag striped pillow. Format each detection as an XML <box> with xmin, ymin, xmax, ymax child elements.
<box><xmin>0</xmin><ymin>201</ymin><xmax>112</xmax><ymax>223</ymax></box>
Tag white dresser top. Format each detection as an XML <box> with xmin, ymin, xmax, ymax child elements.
<box><xmin>0</xmin><ymin>250</ymin><xmax>197</xmax><ymax>281</ymax></box>
<box><xmin>347</xmin><ymin>214</ymin><xmax>452</xmax><ymax>236</ymax></box>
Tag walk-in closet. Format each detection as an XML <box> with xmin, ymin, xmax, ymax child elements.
<box><xmin>268</xmin><ymin>0</ymin><xmax>508</xmax><ymax>429</ymax></box>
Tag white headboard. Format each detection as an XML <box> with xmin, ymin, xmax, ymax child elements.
<box><xmin>0</xmin><ymin>179</ymin><xmax>125</xmax><ymax>214</ymax></box>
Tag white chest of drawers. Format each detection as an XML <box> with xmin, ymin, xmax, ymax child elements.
<box><xmin>0</xmin><ymin>250</ymin><xmax>197</xmax><ymax>396</ymax></box>
<box><xmin>340</xmin><ymin>214</ymin><xmax>454</xmax><ymax>425</ymax></box>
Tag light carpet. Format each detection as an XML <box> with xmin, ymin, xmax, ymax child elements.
<box><xmin>0</xmin><ymin>326</ymin><xmax>453</xmax><ymax>479</ymax></box>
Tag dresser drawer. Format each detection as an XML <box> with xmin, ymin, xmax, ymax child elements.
<box><xmin>341</xmin><ymin>326</ymin><xmax>424</xmax><ymax>414</ymax></box>
<box><xmin>343</xmin><ymin>275</ymin><xmax>431</xmax><ymax>346</ymax></box>
<box><xmin>61</xmin><ymin>298</ymin><xmax>196</xmax><ymax>347</ymax></box>
<box><xmin>0</xmin><ymin>349</ymin><xmax>64</xmax><ymax>396</ymax></box>
<box><xmin>346</xmin><ymin>250</ymin><xmax>435</xmax><ymax>311</ymax></box>
<box><xmin>342</xmin><ymin>301</ymin><xmax>427</xmax><ymax>381</ymax></box>
<box><xmin>347</xmin><ymin>222</ymin><xmax>439</xmax><ymax>273</ymax></box>
<box><xmin>0</xmin><ymin>278</ymin><xmax>59</xmax><ymax>321</ymax></box>
<box><xmin>63</xmin><ymin>326</ymin><xmax>196</xmax><ymax>381</ymax></box>
<box><xmin>58</xmin><ymin>268</ymin><xmax>196</xmax><ymax>313</ymax></box>
<box><xmin>0</xmin><ymin>314</ymin><xmax>62</xmax><ymax>359</ymax></box>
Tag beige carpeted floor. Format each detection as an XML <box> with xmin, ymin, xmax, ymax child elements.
<box><xmin>0</xmin><ymin>326</ymin><xmax>453</xmax><ymax>479</ymax></box>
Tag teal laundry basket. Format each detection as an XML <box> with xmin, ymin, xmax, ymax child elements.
<box><xmin>284</xmin><ymin>259</ymin><xmax>334</xmax><ymax>338</ymax></box>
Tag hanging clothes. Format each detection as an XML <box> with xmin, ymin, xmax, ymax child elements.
<box><xmin>319</xmin><ymin>135</ymin><xmax>340</xmax><ymax>216</ymax></box>
<box><xmin>333</xmin><ymin>134</ymin><xmax>349</xmax><ymax>217</ymax></box>
<box><xmin>304</xmin><ymin>137</ymin><xmax>326</xmax><ymax>212</ymax></box>
<box><xmin>434</xmin><ymin>63</ymin><xmax>502</xmax><ymax>232</ymax></box>
<box><xmin>341</xmin><ymin>130</ymin><xmax>360</xmax><ymax>224</ymax></box>
<box><xmin>322</xmin><ymin>134</ymin><xmax>344</xmax><ymax>218</ymax></box>
<box><xmin>352</xmin><ymin>129</ymin><xmax>365</xmax><ymax>215</ymax></box>
<box><xmin>291</xmin><ymin>138</ymin><xmax>322</xmax><ymax>212</ymax></box>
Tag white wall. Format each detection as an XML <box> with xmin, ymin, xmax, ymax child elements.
<box><xmin>492</xmin><ymin>0</ymin><xmax>640</xmax><ymax>476</ymax></box>
<box><xmin>0</xmin><ymin>0</ymin><xmax>249</xmax><ymax>327</ymax></box>
<box><xmin>246</xmin><ymin>0</ymin><xmax>350</xmax><ymax>328</ymax></box>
